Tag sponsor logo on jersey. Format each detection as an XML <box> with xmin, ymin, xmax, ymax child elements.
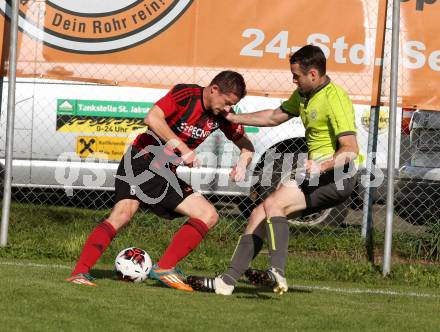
<box><xmin>206</xmin><ymin>118</ymin><xmax>219</xmax><ymax>130</ymax></box>
<box><xmin>177</xmin><ymin>122</ymin><xmax>212</xmax><ymax>139</ymax></box>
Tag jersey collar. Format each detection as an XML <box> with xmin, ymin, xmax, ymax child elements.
<box><xmin>200</xmin><ymin>87</ymin><xmax>209</xmax><ymax>113</ymax></box>
<box><xmin>300</xmin><ymin>75</ymin><xmax>331</xmax><ymax>107</ymax></box>
<box><xmin>301</xmin><ymin>75</ymin><xmax>330</xmax><ymax>97</ymax></box>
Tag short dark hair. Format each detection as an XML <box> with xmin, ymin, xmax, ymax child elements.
<box><xmin>209</xmin><ymin>70</ymin><xmax>247</xmax><ymax>99</ymax></box>
<box><xmin>289</xmin><ymin>45</ymin><xmax>326</xmax><ymax>76</ymax></box>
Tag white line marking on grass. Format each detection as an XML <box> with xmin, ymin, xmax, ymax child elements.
<box><xmin>1</xmin><ymin>261</ymin><xmax>439</xmax><ymax>299</ymax></box>
<box><xmin>0</xmin><ymin>261</ymin><xmax>71</xmax><ymax>270</ymax></box>
<box><xmin>290</xmin><ymin>284</ymin><xmax>440</xmax><ymax>299</ymax></box>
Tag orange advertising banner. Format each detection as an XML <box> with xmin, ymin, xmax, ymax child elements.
<box><xmin>400</xmin><ymin>0</ymin><xmax>440</xmax><ymax>110</ymax></box>
<box><xmin>0</xmin><ymin>0</ymin><xmax>439</xmax><ymax>109</ymax></box>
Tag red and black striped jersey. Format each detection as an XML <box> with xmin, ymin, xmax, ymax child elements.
<box><xmin>133</xmin><ymin>84</ymin><xmax>245</xmax><ymax>151</ymax></box>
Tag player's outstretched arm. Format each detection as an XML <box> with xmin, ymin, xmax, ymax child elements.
<box><xmin>224</xmin><ymin>107</ymin><xmax>291</xmax><ymax>127</ymax></box>
<box><xmin>230</xmin><ymin>135</ymin><xmax>255</xmax><ymax>182</ymax></box>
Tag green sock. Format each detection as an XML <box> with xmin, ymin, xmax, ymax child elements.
<box><xmin>265</xmin><ymin>216</ymin><xmax>289</xmax><ymax>276</ymax></box>
<box><xmin>222</xmin><ymin>234</ymin><xmax>263</xmax><ymax>286</ymax></box>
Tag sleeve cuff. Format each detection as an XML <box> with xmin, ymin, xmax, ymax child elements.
<box><xmin>280</xmin><ymin>105</ymin><xmax>295</xmax><ymax>115</ymax></box>
<box><xmin>335</xmin><ymin>131</ymin><xmax>356</xmax><ymax>139</ymax></box>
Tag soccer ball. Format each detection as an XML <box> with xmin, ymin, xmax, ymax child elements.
<box><xmin>115</xmin><ymin>247</ymin><xmax>152</xmax><ymax>283</ymax></box>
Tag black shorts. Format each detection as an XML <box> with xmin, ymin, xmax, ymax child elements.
<box><xmin>299</xmin><ymin>163</ymin><xmax>357</xmax><ymax>216</ymax></box>
<box><xmin>114</xmin><ymin>147</ymin><xmax>193</xmax><ymax>220</ymax></box>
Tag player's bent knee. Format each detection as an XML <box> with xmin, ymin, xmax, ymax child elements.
<box><xmin>249</xmin><ymin>204</ymin><xmax>264</xmax><ymax>220</ymax></box>
<box><xmin>263</xmin><ymin>195</ymin><xmax>278</xmax><ymax>211</ymax></box>
<box><xmin>108</xmin><ymin>210</ymin><xmax>134</xmax><ymax>230</ymax></box>
<box><xmin>249</xmin><ymin>208</ymin><xmax>259</xmax><ymax>220</ymax></box>
<box><xmin>107</xmin><ymin>217</ymin><xmax>130</xmax><ymax>231</ymax></box>
<box><xmin>195</xmin><ymin>207</ymin><xmax>218</xmax><ymax>229</ymax></box>
<box><xmin>247</xmin><ymin>216</ymin><xmax>260</xmax><ymax>229</ymax></box>
<box><xmin>205</xmin><ymin>209</ymin><xmax>219</xmax><ymax>229</ymax></box>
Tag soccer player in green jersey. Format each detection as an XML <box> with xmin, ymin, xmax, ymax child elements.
<box><xmin>188</xmin><ymin>45</ymin><xmax>359</xmax><ymax>295</ymax></box>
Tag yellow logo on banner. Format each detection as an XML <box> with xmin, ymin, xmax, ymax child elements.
<box><xmin>58</xmin><ymin>118</ymin><xmax>146</xmax><ymax>134</ymax></box>
<box><xmin>76</xmin><ymin>136</ymin><xmax>131</xmax><ymax>161</ymax></box>
<box><xmin>361</xmin><ymin>109</ymin><xmax>389</xmax><ymax>134</ymax></box>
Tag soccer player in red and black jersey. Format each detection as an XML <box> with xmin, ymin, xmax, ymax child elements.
<box><xmin>66</xmin><ymin>71</ymin><xmax>255</xmax><ymax>291</ymax></box>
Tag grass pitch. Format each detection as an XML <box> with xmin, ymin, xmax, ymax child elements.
<box><xmin>1</xmin><ymin>202</ymin><xmax>440</xmax><ymax>331</ymax></box>
<box><xmin>1</xmin><ymin>260</ymin><xmax>440</xmax><ymax>331</ymax></box>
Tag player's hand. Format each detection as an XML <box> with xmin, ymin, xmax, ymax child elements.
<box><xmin>229</xmin><ymin>164</ymin><xmax>246</xmax><ymax>182</ymax></box>
<box><xmin>181</xmin><ymin>150</ymin><xmax>200</xmax><ymax>168</ymax></box>
<box><xmin>304</xmin><ymin>159</ymin><xmax>321</xmax><ymax>176</ymax></box>
<box><xmin>223</xmin><ymin>105</ymin><xmax>233</xmax><ymax>113</ymax></box>
<box><xmin>221</xmin><ymin>107</ymin><xmax>236</xmax><ymax>122</ymax></box>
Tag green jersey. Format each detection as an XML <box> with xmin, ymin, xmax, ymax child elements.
<box><xmin>281</xmin><ymin>79</ymin><xmax>356</xmax><ymax>161</ymax></box>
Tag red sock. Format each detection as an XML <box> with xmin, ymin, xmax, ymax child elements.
<box><xmin>158</xmin><ymin>218</ymin><xmax>209</xmax><ymax>269</ymax></box>
<box><xmin>71</xmin><ymin>220</ymin><xmax>117</xmax><ymax>276</ymax></box>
